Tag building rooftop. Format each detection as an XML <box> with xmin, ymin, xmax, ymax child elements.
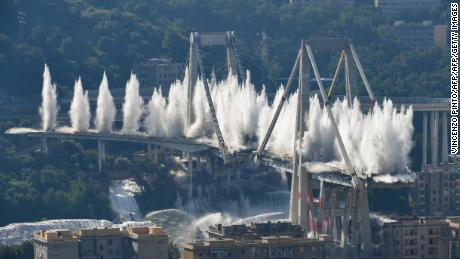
<box><xmin>35</xmin><ymin>229</ymin><xmax>76</xmax><ymax>242</ymax></box>
<box><xmin>207</xmin><ymin>221</ymin><xmax>304</xmax><ymax>241</ymax></box>
<box><xmin>383</xmin><ymin>216</ymin><xmax>460</xmax><ymax>228</ymax></box>
<box><xmin>183</xmin><ymin>235</ymin><xmax>330</xmax><ymax>250</ymax></box>
<box><xmin>34</xmin><ymin>226</ymin><xmax>167</xmax><ymax>242</ymax></box>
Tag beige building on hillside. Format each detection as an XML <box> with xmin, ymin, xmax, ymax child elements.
<box><xmin>381</xmin><ymin>217</ymin><xmax>460</xmax><ymax>259</ymax></box>
<box><xmin>34</xmin><ymin>226</ymin><xmax>169</xmax><ymax>259</ymax></box>
<box><xmin>133</xmin><ymin>58</ymin><xmax>182</xmax><ymax>93</ymax></box>
<box><xmin>183</xmin><ymin>236</ymin><xmax>330</xmax><ymax>259</ymax></box>
<box><xmin>374</xmin><ymin>0</ymin><xmax>441</xmax><ymax>17</ymax></box>
<box><xmin>392</xmin><ymin>21</ymin><xmax>448</xmax><ymax>49</ymax></box>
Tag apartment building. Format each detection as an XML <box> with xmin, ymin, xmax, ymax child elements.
<box><xmin>133</xmin><ymin>58</ymin><xmax>182</xmax><ymax>93</ymax></box>
<box><xmin>381</xmin><ymin>217</ymin><xmax>460</xmax><ymax>259</ymax></box>
<box><xmin>374</xmin><ymin>0</ymin><xmax>440</xmax><ymax>17</ymax></box>
<box><xmin>392</xmin><ymin>21</ymin><xmax>448</xmax><ymax>49</ymax></box>
<box><xmin>183</xmin><ymin>236</ymin><xmax>329</xmax><ymax>259</ymax></box>
<box><xmin>34</xmin><ymin>226</ymin><xmax>169</xmax><ymax>259</ymax></box>
<box><xmin>414</xmin><ymin>163</ymin><xmax>460</xmax><ymax>216</ymax></box>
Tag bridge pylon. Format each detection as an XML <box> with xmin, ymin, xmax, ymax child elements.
<box><xmin>254</xmin><ymin>38</ymin><xmax>376</xmax><ymax>259</ymax></box>
<box><xmin>187</xmin><ymin>31</ymin><xmax>245</xmax><ymax>162</ymax></box>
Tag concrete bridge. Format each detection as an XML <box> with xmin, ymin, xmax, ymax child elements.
<box><xmin>3</xmin><ymin>35</ymin><xmax>454</xmax><ymax>259</ymax></box>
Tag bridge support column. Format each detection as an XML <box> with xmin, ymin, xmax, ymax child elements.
<box><xmin>147</xmin><ymin>144</ymin><xmax>159</xmax><ymax>164</ymax></box>
<box><xmin>298</xmin><ymin>170</ymin><xmax>310</xmax><ymax>232</ymax></box>
<box><xmin>340</xmin><ymin>187</ymin><xmax>373</xmax><ymax>259</ymax></box>
<box><xmin>344</xmin><ymin>48</ymin><xmax>357</xmax><ymax>102</ymax></box>
<box><xmin>423</xmin><ymin>112</ymin><xmax>427</xmax><ymax>166</ymax></box>
<box><xmin>340</xmin><ymin>190</ymin><xmax>351</xmax><ymax>255</ymax></box>
<box><xmin>101</xmin><ymin>141</ymin><xmax>106</xmax><ymax>162</ymax></box>
<box><xmin>42</xmin><ymin>137</ymin><xmax>48</xmax><ymax>153</ymax></box>
<box><xmin>431</xmin><ymin>111</ymin><xmax>439</xmax><ymax>166</ymax></box>
<box><xmin>293</xmin><ymin>41</ymin><xmax>311</xmax><ymax>233</ymax></box>
<box><xmin>344</xmin><ymin>52</ymin><xmax>352</xmax><ymax>106</ymax></box>
<box><xmin>187</xmin><ymin>153</ymin><xmax>194</xmax><ymax>200</ymax></box>
<box><xmin>226</xmin><ymin>45</ymin><xmax>238</xmax><ymax>77</ymax></box>
<box><xmin>318</xmin><ymin>181</ymin><xmax>326</xmax><ymax>235</ymax></box>
<box><xmin>358</xmin><ymin>188</ymin><xmax>373</xmax><ymax>259</ymax></box>
<box><xmin>188</xmin><ymin>33</ymin><xmax>199</xmax><ymax>127</ymax></box>
<box><xmin>97</xmin><ymin>140</ymin><xmax>103</xmax><ymax>173</ymax></box>
<box><xmin>329</xmin><ymin>188</ymin><xmax>338</xmax><ymax>241</ymax></box>
<box><xmin>196</xmin><ymin>155</ymin><xmax>202</xmax><ymax>172</ymax></box>
<box><xmin>290</xmin><ymin>168</ymin><xmax>300</xmax><ymax>224</ymax></box>
<box><xmin>442</xmin><ymin>111</ymin><xmax>448</xmax><ymax>163</ymax></box>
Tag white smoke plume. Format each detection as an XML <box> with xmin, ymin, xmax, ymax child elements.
<box><xmin>302</xmin><ymin>96</ymin><xmax>414</xmax><ymax>176</ymax></box>
<box><xmin>36</xmin><ymin>66</ymin><xmax>412</xmax><ymax>176</ymax></box>
<box><xmin>69</xmin><ymin>77</ymin><xmax>90</xmax><ymax>132</ymax></box>
<box><xmin>144</xmin><ymin>69</ymin><xmax>188</xmax><ymax>137</ymax></box>
<box><xmin>144</xmin><ymin>88</ymin><xmax>168</xmax><ymax>137</ymax></box>
<box><xmin>122</xmin><ymin>74</ymin><xmax>144</xmax><ymax>134</ymax></box>
<box><xmin>94</xmin><ymin>72</ymin><xmax>116</xmax><ymax>133</ymax></box>
<box><xmin>143</xmin><ymin>69</ymin><xmax>414</xmax><ymax>176</ymax></box>
<box><xmin>39</xmin><ymin>64</ymin><xmax>58</xmax><ymax>131</ymax></box>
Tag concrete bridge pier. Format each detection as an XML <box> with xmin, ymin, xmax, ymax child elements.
<box><xmin>431</xmin><ymin>111</ymin><xmax>439</xmax><ymax>165</ymax></box>
<box><xmin>423</xmin><ymin>112</ymin><xmax>428</xmax><ymax>165</ymax></box>
<box><xmin>340</xmin><ymin>190</ymin><xmax>351</xmax><ymax>257</ymax></box>
<box><xmin>186</xmin><ymin>152</ymin><xmax>194</xmax><ymax>200</ymax></box>
<box><xmin>330</xmin><ymin>193</ymin><xmax>339</xmax><ymax>242</ymax></box>
<box><xmin>101</xmin><ymin>141</ymin><xmax>106</xmax><ymax>162</ymax></box>
<box><xmin>442</xmin><ymin>111</ymin><xmax>448</xmax><ymax>163</ymax></box>
<box><xmin>42</xmin><ymin>137</ymin><xmax>48</xmax><ymax>153</ymax></box>
<box><xmin>97</xmin><ymin>140</ymin><xmax>103</xmax><ymax>173</ymax></box>
<box><xmin>422</xmin><ymin>111</ymin><xmax>450</xmax><ymax>168</ymax></box>
<box><xmin>147</xmin><ymin>144</ymin><xmax>159</xmax><ymax>164</ymax></box>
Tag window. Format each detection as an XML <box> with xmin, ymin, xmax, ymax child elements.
<box><xmin>108</xmin><ymin>239</ymin><xmax>112</xmax><ymax>245</ymax></box>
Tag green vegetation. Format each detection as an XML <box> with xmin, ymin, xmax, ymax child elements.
<box><xmin>0</xmin><ymin>0</ymin><xmax>450</xmax><ymax>98</ymax></box>
<box><xmin>0</xmin><ymin>119</ymin><xmax>179</xmax><ymax>226</ymax></box>
<box><xmin>0</xmin><ymin>242</ymin><xmax>33</xmax><ymax>259</ymax></box>
<box><xmin>0</xmin><ymin>0</ymin><xmax>451</xmax><ymax>252</ymax></box>
<box><xmin>0</xmin><ymin>121</ymin><xmax>112</xmax><ymax>226</ymax></box>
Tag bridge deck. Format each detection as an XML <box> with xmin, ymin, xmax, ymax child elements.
<box><xmin>6</xmin><ymin>127</ymin><xmax>416</xmax><ymax>188</ymax></box>
<box><xmin>5</xmin><ymin>127</ymin><xmax>210</xmax><ymax>153</ymax></box>
<box><xmin>255</xmin><ymin>151</ymin><xmax>415</xmax><ymax>189</ymax></box>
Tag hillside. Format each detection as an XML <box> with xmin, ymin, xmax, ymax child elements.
<box><xmin>0</xmin><ymin>0</ymin><xmax>450</xmax><ymax>98</ymax></box>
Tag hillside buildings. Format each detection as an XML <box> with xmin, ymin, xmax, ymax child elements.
<box><xmin>374</xmin><ymin>0</ymin><xmax>441</xmax><ymax>17</ymax></box>
<box><xmin>413</xmin><ymin>111</ymin><xmax>459</xmax><ymax>216</ymax></box>
<box><xmin>289</xmin><ymin>0</ymin><xmax>354</xmax><ymax>5</ymax></box>
<box><xmin>133</xmin><ymin>58</ymin><xmax>182</xmax><ymax>93</ymax></box>
<box><xmin>184</xmin><ymin>221</ymin><xmax>330</xmax><ymax>259</ymax></box>
<box><xmin>34</xmin><ymin>226</ymin><xmax>169</xmax><ymax>259</ymax></box>
<box><xmin>207</xmin><ymin>222</ymin><xmax>304</xmax><ymax>241</ymax></box>
<box><xmin>415</xmin><ymin>163</ymin><xmax>460</xmax><ymax>216</ymax></box>
<box><xmin>381</xmin><ymin>217</ymin><xmax>460</xmax><ymax>259</ymax></box>
<box><xmin>392</xmin><ymin>21</ymin><xmax>448</xmax><ymax>49</ymax></box>
<box><xmin>183</xmin><ymin>236</ymin><xmax>329</xmax><ymax>259</ymax></box>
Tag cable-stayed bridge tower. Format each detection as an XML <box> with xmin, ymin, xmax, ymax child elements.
<box><xmin>255</xmin><ymin>38</ymin><xmax>377</xmax><ymax>259</ymax></box>
<box><xmin>187</xmin><ymin>31</ymin><xmax>245</xmax><ymax>161</ymax></box>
